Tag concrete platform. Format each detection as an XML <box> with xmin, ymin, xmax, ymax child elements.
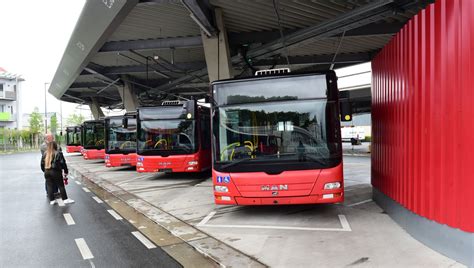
<box><xmin>65</xmin><ymin>154</ymin><xmax>464</xmax><ymax>268</ymax></box>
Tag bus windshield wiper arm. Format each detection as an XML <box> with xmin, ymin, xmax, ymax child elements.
<box><xmin>219</xmin><ymin>157</ymin><xmax>255</xmax><ymax>169</ymax></box>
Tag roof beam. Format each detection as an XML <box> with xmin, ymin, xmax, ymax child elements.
<box><xmin>227</xmin><ymin>21</ymin><xmax>401</xmax><ymax>46</ymax></box>
<box><xmin>243</xmin><ymin>0</ymin><xmax>400</xmax><ymax>61</ymax></box>
<box><xmin>83</xmin><ymin>63</ymin><xmax>122</xmax><ymax>84</ymax></box>
<box><xmin>69</xmin><ymin>82</ymin><xmax>110</xmax><ymax>89</ymax></box>
<box><xmin>181</xmin><ymin>0</ymin><xmax>217</xmax><ymax>37</ymax></box>
<box><xmin>99</xmin><ymin>36</ymin><xmax>202</xmax><ymax>52</ymax></box>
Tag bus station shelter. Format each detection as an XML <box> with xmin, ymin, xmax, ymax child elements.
<box><xmin>49</xmin><ymin>0</ymin><xmax>473</xmax><ymax>266</ymax></box>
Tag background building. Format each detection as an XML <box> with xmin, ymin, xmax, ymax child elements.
<box><xmin>0</xmin><ymin>67</ymin><xmax>23</xmax><ymax>129</ymax></box>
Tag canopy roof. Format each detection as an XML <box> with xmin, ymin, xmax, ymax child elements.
<box><xmin>49</xmin><ymin>0</ymin><xmax>430</xmax><ymax>109</ymax></box>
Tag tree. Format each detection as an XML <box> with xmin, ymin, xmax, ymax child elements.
<box><xmin>67</xmin><ymin>113</ymin><xmax>85</xmax><ymax>126</ymax></box>
<box><xmin>29</xmin><ymin>107</ymin><xmax>43</xmax><ymax>134</ymax></box>
<box><xmin>50</xmin><ymin>113</ymin><xmax>58</xmax><ymax>134</ymax></box>
<box><xmin>28</xmin><ymin>107</ymin><xmax>44</xmax><ymax>148</ymax></box>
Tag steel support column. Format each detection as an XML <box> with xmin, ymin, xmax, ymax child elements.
<box><xmin>201</xmin><ymin>8</ymin><xmax>232</xmax><ymax>83</ymax></box>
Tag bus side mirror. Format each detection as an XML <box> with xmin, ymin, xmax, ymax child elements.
<box><xmin>340</xmin><ymin>102</ymin><xmax>352</xmax><ymax>122</ymax></box>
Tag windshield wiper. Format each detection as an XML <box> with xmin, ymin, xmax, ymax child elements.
<box><xmin>219</xmin><ymin>157</ymin><xmax>255</xmax><ymax>170</ymax></box>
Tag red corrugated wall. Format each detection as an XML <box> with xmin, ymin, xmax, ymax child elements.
<box><xmin>372</xmin><ymin>0</ymin><xmax>474</xmax><ymax>233</ymax></box>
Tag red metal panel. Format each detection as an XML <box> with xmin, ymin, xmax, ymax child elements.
<box><xmin>372</xmin><ymin>0</ymin><xmax>474</xmax><ymax>233</ymax></box>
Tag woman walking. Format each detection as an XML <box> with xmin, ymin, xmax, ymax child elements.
<box><xmin>41</xmin><ymin>141</ymin><xmax>74</xmax><ymax>205</ymax></box>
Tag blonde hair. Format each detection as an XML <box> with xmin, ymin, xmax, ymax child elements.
<box><xmin>44</xmin><ymin>141</ymin><xmax>58</xmax><ymax>169</ymax></box>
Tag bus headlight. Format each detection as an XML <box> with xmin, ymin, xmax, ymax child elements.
<box><xmin>324</xmin><ymin>182</ymin><xmax>341</xmax><ymax>190</ymax></box>
<box><xmin>214</xmin><ymin>186</ymin><xmax>229</xmax><ymax>192</ymax></box>
<box><xmin>187</xmin><ymin>160</ymin><xmax>198</xmax><ymax>165</ymax></box>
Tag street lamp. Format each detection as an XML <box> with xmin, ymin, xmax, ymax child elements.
<box><xmin>44</xmin><ymin>82</ymin><xmax>49</xmax><ymax>134</ymax></box>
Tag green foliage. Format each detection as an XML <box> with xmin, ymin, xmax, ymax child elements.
<box><xmin>50</xmin><ymin>113</ymin><xmax>58</xmax><ymax>134</ymax></box>
<box><xmin>20</xmin><ymin>129</ymin><xmax>32</xmax><ymax>146</ymax></box>
<box><xmin>364</xmin><ymin>136</ymin><xmax>372</xmax><ymax>142</ymax></box>
<box><xmin>67</xmin><ymin>113</ymin><xmax>85</xmax><ymax>126</ymax></box>
<box><xmin>0</xmin><ymin>126</ymin><xmax>40</xmax><ymax>151</ymax></box>
<box><xmin>29</xmin><ymin>107</ymin><xmax>44</xmax><ymax>133</ymax></box>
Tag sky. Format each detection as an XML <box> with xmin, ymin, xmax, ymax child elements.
<box><xmin>0</xmin><ymin>0</ymin><xmax>90</xmax><ymax>127</ymax></box>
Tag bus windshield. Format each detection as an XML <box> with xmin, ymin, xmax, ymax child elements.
<box><xmin>66</xmin><ymin>127</ymin><xmax>81</xmax><ymax>145</ymax></box>
<box><xmin>138</xmin><ymin>119</ymin><xmax>196</xmax><ymax>155</ymax></box>
<box><xmin>212</xmin><ymin>74</ymin><xmax>341</xmax><ymax>173</ymax></box>
<box><xmin>83</xmin><ymin>122</ymin><xmax>105</xmax><ymax>149</ymax></box>
<box><xmin>107</xmin><ymin>118</ymin><xmax>136</xmax><ymax>154</ymax></box>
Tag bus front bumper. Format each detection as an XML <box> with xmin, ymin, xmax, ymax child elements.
<box><xmin>105</xmin><ymin>153</ymin><xmax>137</xmax><ymax>167</ymax></box>
<box><xmin>214</xmin><ymin>192</ymin><xmax>343</xmax><ymax>205</ymax></box>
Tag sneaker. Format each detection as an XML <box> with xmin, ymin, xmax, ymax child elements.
<box><xmin>63</xmin><ymin>199</ymin><xmax>75</xmax><ymax>204</ymax></box>
<box><xmin>50</xmin><ymin>200</ymin><xmax>57</xmax><ymax>205</ymax></box>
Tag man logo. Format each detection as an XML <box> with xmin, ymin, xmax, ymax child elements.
<box><xmin>261</xmin><ymin>185</ymin><xmax>288</xmax><ymax>191</ymax></box>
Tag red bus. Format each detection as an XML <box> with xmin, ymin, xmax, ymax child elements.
<box><xmin>211</xmin><ymin>70</ymin><xmax>343</xmax><ymax>205</ymax></box>
<box><xmin>136</xmin><ymin>100</ymin><xmax>211</xmax><ymax>173</ymax></box>
<box><xmin>81</xmin><ymin>120</ymin><xmax>106</xmax><ymax>160</ymax></box>
<box><xmin>65</xmin><ymin>126</ymin><xmax>82</xmax><ymax>153</ymax></box>
<box><xmin>104</xmin><ymin>113</ymin><xmax>137</xmax><ymax>167</ymax></box>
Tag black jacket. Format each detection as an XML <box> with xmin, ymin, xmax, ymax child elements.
<box><xmin>41</xmin><ymin>151</ymin><xmax>69</xmax><ymax>174</ymax></box>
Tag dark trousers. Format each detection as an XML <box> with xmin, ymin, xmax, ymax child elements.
<box><xmin>45</xmin><ymin>181</ymin><xmax>58</xmax><ymax>194</ymax></box>
<box><xmin>44</xmin><ymin>169</ymin><xmax>68</xmax><ymax>201</ymax></box>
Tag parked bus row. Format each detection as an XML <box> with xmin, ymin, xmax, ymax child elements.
<box><xmin>65</xmin><ymin>70</ymin><xmax>344</xmax><ymax>206</ymax></box>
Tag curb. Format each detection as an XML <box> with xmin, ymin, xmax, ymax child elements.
<box><xmin>69</xmin><ymin>164</ymin><xmax>267</xmax><ymax>268</ymax></box>
<box><xmin>343</xmin><ymin>153</ymin><xmax>371</xmax><ymax>157</ymax></box>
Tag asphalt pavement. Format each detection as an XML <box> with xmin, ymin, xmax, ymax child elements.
<box><xmin>0</xmin><ymin>152</ymin><xmax>181</xmax><ymax>268</ymax></box>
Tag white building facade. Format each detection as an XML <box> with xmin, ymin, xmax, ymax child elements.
<box><xmin>0</xmin><ymin>68</ymin><xmax>23</xmax><ymax>129</ymax></box>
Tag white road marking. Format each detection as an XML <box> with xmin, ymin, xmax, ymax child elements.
<box><xmin>347</xmin><ymin>199</ymin><xmax>372</xmax><ymax>207</ymax></box>
<box><xmin>138</xmin><ymin>226</ymin><xmax>147</xmax><ymax>229</ymax></box>
<box><xmin>57</xmin><ymin>199</ymin><xmax>65</xmax><ymax>207</ymax></box>
<box><xmin>197</xmin><ymin>211</ymin><xmax>216</xmax><ymax>226</ymax></box>
<box><xmin>131</xmin><ymin>231</ymin><xmax>156</xmax><ymax>249</ymax></box>
<box><xmin>338</xmin><ymin>215</ymin><xmax>352</xmax><ymax>231</ymax></box>
<box><xmin>82</xmin><ymin>187</ymin><xmax>91</xmax><ymax>193</ymax></box>
<box><xmin>63</xmin><ymin>213</ymin><xmax>76</xmax><ymax>225</ymax></box>
<box><xmin>197</xmin><ymin>212</ymin><xmax>351</xmax><ymax>232</ymax></box>
<box><xmin>75</xmin><ymin>238</ymin><xmax>94</xmax><ymax>260</ymax></box>
<box><xmin>75</xmin><ymin>181</ymin><xmax>82</xmax><ymax>185</ymax></box>
<box><xmin>107</xmin><ymin>209</ymin><xmax>123</xmax><ymax>220</ymax></box>
<box><xmin>92</xmin><ymin>196</ymin><xmax>103</xmax><ymax>204</ymax></box>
